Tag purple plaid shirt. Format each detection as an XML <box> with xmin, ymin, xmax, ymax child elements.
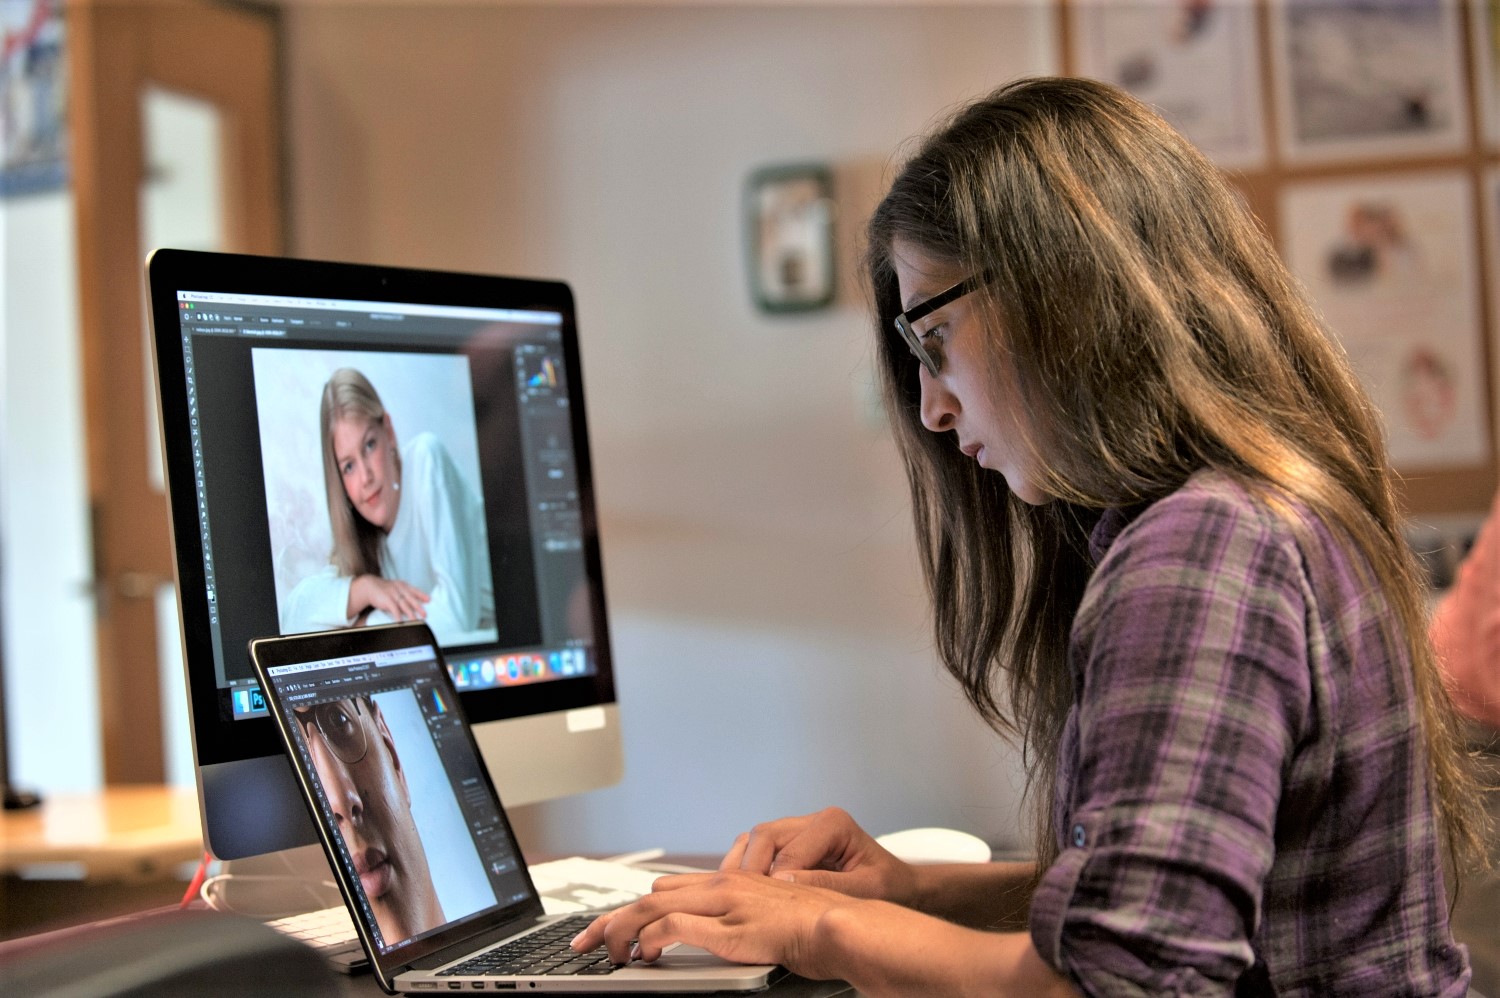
<box><xmin>1029</xmin><ymin>471</ymin><xmax>1470</xmax><ymax>996</ymax></box>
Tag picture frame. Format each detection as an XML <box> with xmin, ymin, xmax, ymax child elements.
<box><xmin>1068</xmin><ymin>0</ymin><xmax>1266</xmax><ymax>170</ymax></box>
<box><xmin>1</xmin><ymin>0</ymin><xmax>69</xmax><ymax>197</ymax></box>
<box><xmin>1269</xmin><ymin>0</ymin><xmax>1469</xmax><ymax>164</ymax></box>
<box><xmin>1279</xmin><ymin>170</ymin><xmax>1489</xmax><ymax>472</ymax></box>
<box><xmin>745</xmin><ymin>163</ymin><xmax>835</xmax><ymax>313</ymax></box>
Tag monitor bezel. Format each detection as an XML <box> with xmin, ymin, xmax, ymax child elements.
<box><xmin>147</xmin><ymin>248</ymin><xmax>618</xmax><ymax>771</ymax></box>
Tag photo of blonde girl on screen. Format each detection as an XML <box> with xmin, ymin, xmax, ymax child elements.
<box><xmin>253</xmin><ymin>348</ymin><xmax>498</xmax><ymax>648</ymax></box>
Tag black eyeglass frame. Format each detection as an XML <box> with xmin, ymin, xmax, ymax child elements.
<box><xmin>892</xmin><ymin>276</ymin><xmax>983</xmax><ymax>376</ymax></box>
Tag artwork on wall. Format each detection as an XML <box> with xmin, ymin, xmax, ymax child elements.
<box><xmin>1</xmin><ymin>0</ymin><xmax>67</xmax><ymax>197</ymax></box>
<box><xmin>1280</xmin><ymin>171</ymin><xmax>1489</xmax><ymax>471</ymax></box>
<box><xmin>1484</xmin><ymin>166</ymin><xmax>1500</xmax><ymax>422</ymax></box>
<box><xmin>1269</xmin><ymin>0</ymin><xmax>1469</xmax><ymax>163</ymax></box>
<box><xmin>1471</xmin><ymin>0</ymin><xmax>1500</xmax><ymax>146</ymax></box>
<box><xmin>1069</xmin><ymin>0</ymin><xmax>1266</xmax><ymax>169</ymax></box>
<box><xmin>745</xmin><ymin>163</ymin><xmax>835</xmax><ymax>314</ymax></box>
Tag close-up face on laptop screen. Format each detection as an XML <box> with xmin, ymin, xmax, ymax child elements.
<box><xmin>260</xmin><ymin>641</ymin><xmax>530</xmax><ymax>955</ymax></box>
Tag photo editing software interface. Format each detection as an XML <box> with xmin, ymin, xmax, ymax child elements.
<box><xmin>172</xmin><ymin>287</ymin><xmax>599</xmax><ymax>723</ymax></box>
<box><xmin>261</xmin><ymin>642</ymin><xmax>530</xmax><ymax>954</ymax></box>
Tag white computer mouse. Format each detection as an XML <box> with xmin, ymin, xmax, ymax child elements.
<box><xmin>875</xmin><ymin>827</ymin><xmax>993</xmax><ymax>865</ymax></box>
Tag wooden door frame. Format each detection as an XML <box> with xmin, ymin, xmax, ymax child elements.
<box><xmin>67</xmin><ymin>0</ymin><xmax>282</xmax><ymax>783</ymax></box>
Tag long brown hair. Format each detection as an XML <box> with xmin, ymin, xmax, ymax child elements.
<box><xmin>320</xmin><ymin>367</ymin><xmax>393</xmax><ymax>578</ymax></box>
<box><xmin>866</xmin><ymin>77</ymin><xmax>1485</xmax><ymax>872</ymax></box>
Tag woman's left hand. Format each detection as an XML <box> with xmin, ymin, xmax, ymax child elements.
<box><xmin>569</xmin><ymin>870</ymin><xmax>862</xmax><ymax>980</ymax></box>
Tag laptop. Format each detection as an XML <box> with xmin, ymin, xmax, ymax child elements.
<box><xmin>249</xmin><ymin>622</ymin><xmax>780</xmax><ymax>994</ymax></box>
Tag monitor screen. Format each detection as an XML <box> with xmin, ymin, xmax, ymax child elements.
<box><xmin>148</xmin><ymin>249</ymin><xmax>622</xmax><ymax>859</ymax></box>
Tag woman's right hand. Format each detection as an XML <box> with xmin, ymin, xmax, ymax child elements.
<box><xmin>349</xmin><ymin>574</ymin><xmax>430</xmax><ymax>623</ymax></box>
<box><xmin>720</xmin><ymin>807</ymin><xmax>918</xmax><ymax>906</ymax></box>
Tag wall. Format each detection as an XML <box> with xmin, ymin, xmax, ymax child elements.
<box><xmin>283</xmin><ymin>3</ymin><xmax>1055</xmax><ymax>854</ymax></box>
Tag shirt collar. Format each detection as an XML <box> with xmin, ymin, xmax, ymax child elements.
<box><xmin>1087</xmin><ymin>501</ymin><xmax>1151</xmax><ymax>565</ymax></box>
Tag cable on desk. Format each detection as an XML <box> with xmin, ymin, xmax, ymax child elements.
<box><xmin>194</xmin><ymin>848</ymin><xmax>338</xmax><ymax>919</ymax></box>
<box><xmin>181</xmin><ymin>850</ymin><xmax>212</xmax><ymax>908</ymax></box>
<box><xmin>199</xmin><ymin>873</ymin><xmax>338</xmax><ymax>918</ymax></box>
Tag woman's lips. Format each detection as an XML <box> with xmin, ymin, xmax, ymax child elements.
<box><xmin>355</xmin><ymin>847</ymin><xmax>394</xmax><ymax>899</ymax></box>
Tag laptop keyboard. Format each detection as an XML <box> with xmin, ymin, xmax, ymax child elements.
<box><xmin>440</xmin><ymin>915</ymin><xmax>618</xmax><ymax>978</ymax></box>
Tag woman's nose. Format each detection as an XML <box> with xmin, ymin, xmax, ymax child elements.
<box><xmin>918</xmin><ymin>366</ymin><xmax>956</xmax><ymax>433</ymax></box>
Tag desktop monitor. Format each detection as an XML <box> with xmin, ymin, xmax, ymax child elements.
<box><xmin>147</xmin><ymin>249</ymin><xmax>623</xmax><ymax>860</ymax></box>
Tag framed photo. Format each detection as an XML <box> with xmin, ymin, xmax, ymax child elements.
<box><xmin>1069</xmin><ymin>0</ymin><xmax>1266</xmax><ymax>169</ymax></box>
<box><xmin>1270</xmin><ymin>0</ymin><xmax>1469</xmax><ymax>164</ymax></box>
<box><xmin>745</xmin><ymin>163</ymin><xmax>835</xmax><ymax>313</ymax></box>
<box><xmin>1280</xmin><ymin>170</ymin><xmax>1489</xmax><ymax>471</ymax></box>
<box><xmin>1471</xmin><ymin>0</ymin><xmax>1500</xmax><ymax>146</ymax></box>
<box><xmin>1</xmin><ymin>0</ymin><xmax>68</xmax><ymax>197</ymax></box>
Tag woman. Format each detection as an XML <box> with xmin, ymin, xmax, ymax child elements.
<box><xmin>1431</xmin><ymin>486</ymin><xmax>1500</xmax><ymax>996</ymax></box>
<box><xmin>572</xmin><ymin>78</ymin><xmax>1485</xmax><ymax>995</ymax></box>
<box><xmin>281</xmin><ymin>367</ymin><xmax>495</xmax><ymax>645</ymax></box>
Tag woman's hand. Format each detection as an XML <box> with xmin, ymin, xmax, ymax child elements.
<box><xmin>720</xmin><ymin>807</ymin><xmax>918</xmax><ymax>906</ymax></box>
<box><xmin>349</xmin><ymin>574</ymin><xmax>430</xmax><ymax>622</ymax></box>
<box><xmin>569</xmin><ymin>870</ymin><xmax>1080</xmax><ymax>997</ymax></box>
<box><xmin>569</xmin><ymin>871</ymin><xmax>864</xmax><ymax>980</ymax></box>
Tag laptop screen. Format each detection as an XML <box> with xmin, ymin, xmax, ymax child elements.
<box><xmin>254</xmin><ymin>625</ymin><xmax>540</xmax><ymax>959</ymax></box>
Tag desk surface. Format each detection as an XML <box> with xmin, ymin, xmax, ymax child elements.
<box><xmin>0</xmin><ymin>785</ymin><xmax>203</xmax><ymax>880</ymax></box>
<box><xmin>0</xmin><ymin>800</ymin><xmax>857</xmax><ymax>994</ymax></box>
<box><xmin>0</xmin><ymin>903</ymin><xmax>857</xmax><ymax>997</ymax></box>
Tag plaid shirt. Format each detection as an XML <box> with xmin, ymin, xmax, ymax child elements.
<box><xmin>1029</xmin><ymin>471</ymin><xmax>1470</xmax><ymax>996</ymax></box>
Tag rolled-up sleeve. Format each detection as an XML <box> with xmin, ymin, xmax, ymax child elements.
<box><xmin>1030</xmin><ymin>492</ymin><xmax>1312</xmax><ymax>996</ymax></box>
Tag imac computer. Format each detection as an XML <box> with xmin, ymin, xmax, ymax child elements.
<box><xmin>147</xmin><ymin>249</ymin><xmax>623</xmax><ymax>860</ymax></box>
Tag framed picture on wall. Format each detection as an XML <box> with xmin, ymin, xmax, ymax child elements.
<box><xmin>1270</xmin><ymin>0</ymin><xmax>1469</xmax><ymax>163</ymax></box>
<box><xmin>1280</xmin><ymin>170</ymin><xmax>1490</xmax><ymax>472</ymax></box>
<box><xmin>745</xmin><ymin>163</ymin><xmax>836</xmax><ymax>314</ymax></box>
<box><xmin>0</xmin><ymin>0</ymin><xmax>68</xmax><ymax>197</ymax></box>
<box><xmin>1069</xmin><ymin>0</ymin><xmax>1266</xmax><ymax>169</ymax></box>
<box><xmin>1471</xmin><ymin>0</ymin><xmax>1500</xmax><ymax>146</ymax></box>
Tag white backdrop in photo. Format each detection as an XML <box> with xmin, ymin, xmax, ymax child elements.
<box><xmin>372</xmin><ymin>686</ymin><xmax>496</xmax><ymax>922</ymax></box>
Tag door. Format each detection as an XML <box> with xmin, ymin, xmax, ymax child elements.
<box><xmin>68</xmin><ymin>0</ymin><xmax>281</xmax><ymax>783</ymax></box>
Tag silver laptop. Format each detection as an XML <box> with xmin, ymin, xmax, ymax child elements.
<box><xmin>250</xmin><ymin>622</ymin><xmax>780</xmax><ymax>994</ymax></box>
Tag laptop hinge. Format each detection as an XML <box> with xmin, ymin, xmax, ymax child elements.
<box><xmin>407</xmin><ymin>907</ymin><xmax>549</xmax><ymax>971</ymax></box>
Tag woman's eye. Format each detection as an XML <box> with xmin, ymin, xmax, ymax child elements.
<box><xmin>920</xmin><ymin>323</ymin><xmax>946</xmax><ymax>343</ymax></box>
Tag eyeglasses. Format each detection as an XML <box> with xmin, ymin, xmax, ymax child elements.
<box><xmin>892</xmin><ymin>276</ymin><xmax>982</xmax><ymax>377</ymax></box>
<box><xmin>294</xmin><ymin>698</ymin><xmax>370</xmax><ymax>765</ymax></box>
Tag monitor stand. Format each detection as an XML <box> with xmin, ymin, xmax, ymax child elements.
<box><xmin>215</xmin><ymin>843</ymin><xmax>343</xmax><ymax>920</ymax></box>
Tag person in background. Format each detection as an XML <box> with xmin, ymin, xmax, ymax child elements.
<box><xmin>572</xmin><ymin>76</ymin><xmax>1485</xmax><ymax>996</ymax></box>
<box><xmin>1431</xmin><ymin>485</ymin><xmax>1500</xmax><ymax>998</ymax></box>
<box><xmin>1431</xmin><ymin>487</ymin><xmax>1500</xmax><ymax>728</ymax></box>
